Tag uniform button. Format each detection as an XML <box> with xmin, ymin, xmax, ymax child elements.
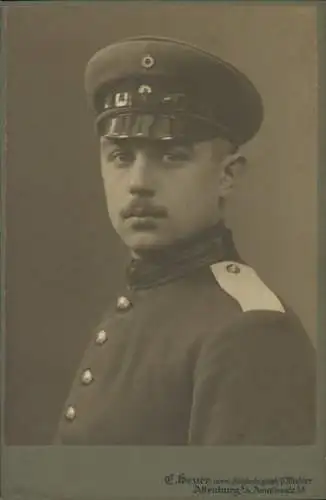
<box><xmin>226</xmin><ymin>263</ymin><xmax>241</xmax><ymax>274</ymax></box>
<box><xmin>95</xmin><ymin>330</ymin><xmax>107</xmax><ymax>345</ymax></box>
<box><xmin>116</xmin><ymin>296</ymin><xmax>132</xmax><ymax>311</ymax></box>
<box><xmin>65</xmin><ymin>405</ymin><xmax>76</xmax><ymax>421</ymax></box>
<box><xmin>81</xmin><ymin>369</ymin><xmax>94</xmax><ymax>385</ymax></box>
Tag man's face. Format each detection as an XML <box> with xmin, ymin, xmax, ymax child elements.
<box><xmin>100</xmin><ymin>136</ymin><xmax>234</xmax><ymax>252</ymax></box>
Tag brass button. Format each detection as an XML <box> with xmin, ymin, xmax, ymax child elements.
<box><xmin>116</xmin><ymin>296</ymin><xmax>132</xmax><ymax>311</ymax></box>
<box><xmin>65</xmin><ymin>405</ymin><xmax>76</xmax><ymax>421</ymax></box>
<box><xmin>226</xmin><ymin>263</ymin><xmax>241</xmax><ymax>274</ymax></box>
<box><xmin>81</xmin><ymin>369</ymin><xmax>93</xmax><ymax>385</ymax></box>
<box><xmin>95</xmin><ymin>330</ymin><xmax>107</xmax><ymax>345</ymax></box>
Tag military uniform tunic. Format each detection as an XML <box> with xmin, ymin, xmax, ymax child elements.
<box><xmin>55</xmin><ymin>226</ymin><xmax>316</xmax><ymax>445</ymax></box>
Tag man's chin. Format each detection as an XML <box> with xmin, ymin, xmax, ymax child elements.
<box><xmin>122</xmin><ymin>230</ymin><xmax>173</xmax><ymax>254</ymax></box>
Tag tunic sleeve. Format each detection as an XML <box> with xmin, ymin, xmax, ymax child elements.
<box><xmin>187</xmin><ymin>311</ymin><xmax>316</xmax><ymax>445</ymax></box>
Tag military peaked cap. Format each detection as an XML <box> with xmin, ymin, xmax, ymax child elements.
<box><xmin>84</xmin><ymin>36</ymin><xmax>264</xmax><ymax>145</ymax></box>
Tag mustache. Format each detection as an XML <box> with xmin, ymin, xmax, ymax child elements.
<box><xmin>121</xmin><ymin>200</ymin><xmax>168</xmax><ymax>219</ymax></box>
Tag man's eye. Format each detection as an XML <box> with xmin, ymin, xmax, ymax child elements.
<box><xmin>109</xmin><ymin>150</ymin><xmax>134</xmax><ymax>165</ymax></box>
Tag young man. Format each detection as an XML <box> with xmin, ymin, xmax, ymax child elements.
<box><xmin>54</xmin><ymin>37</ymin><xmax>316</xmax><ymax>445</ymax></box>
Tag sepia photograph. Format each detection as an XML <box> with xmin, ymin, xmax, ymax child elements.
<box><xmin>1</xmin><ymin>1</ymin><xmax>325</xmax><ymax>499</ymax></box>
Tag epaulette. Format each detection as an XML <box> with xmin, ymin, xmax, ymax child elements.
<box><xmin>210</xmin><ymin>261</ymin><xmax>285</xmax><ymax>313</ymax></box>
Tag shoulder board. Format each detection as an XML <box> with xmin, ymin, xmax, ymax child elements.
<box><xmin>210</xmin><ymin>261</ymin><xmax>285</xmax><ymax>313</ymax></box>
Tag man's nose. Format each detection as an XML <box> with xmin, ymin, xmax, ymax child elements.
<box><xmin>128</xmin><ymin>151</ymin><xmax>155</xmax><ymax>196</ymax></box>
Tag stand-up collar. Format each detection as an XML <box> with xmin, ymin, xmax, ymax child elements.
<box><xmin>127</xmin><ymin>220</ymin><xmax>241</xmax><ymax>290</ymax></box>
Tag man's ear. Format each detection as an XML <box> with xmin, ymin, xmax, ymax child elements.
<box><xmin>218</xmin><ymin>153</ymin><xmax>247</xmax><ymax>198</ymax></box>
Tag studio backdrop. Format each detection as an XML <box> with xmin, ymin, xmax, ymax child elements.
<box><xmin>4</xmin><ymin>2</ymin><xmax>318</xmax><ymax>444</ymax></box>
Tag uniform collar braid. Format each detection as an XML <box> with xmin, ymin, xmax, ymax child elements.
<box><xmin>126</xmin><ymin>220</ymin><xmax>241</xmax><ymax>289</ymax></box>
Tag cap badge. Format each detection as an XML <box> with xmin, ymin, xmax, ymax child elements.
<box><xmin>138</xmin><ymin>84</ymin><xmax>152</xmax><ymax>96</ymax></box>
<box><xmin>141</xmin><ymin>54</ymin><xmax>155</xmax><ymax>69</ymax></box>
<box><xmin>114</xmin><ymin>92</ymin><xmax>130</xmax><ymax>108</ymax></box>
